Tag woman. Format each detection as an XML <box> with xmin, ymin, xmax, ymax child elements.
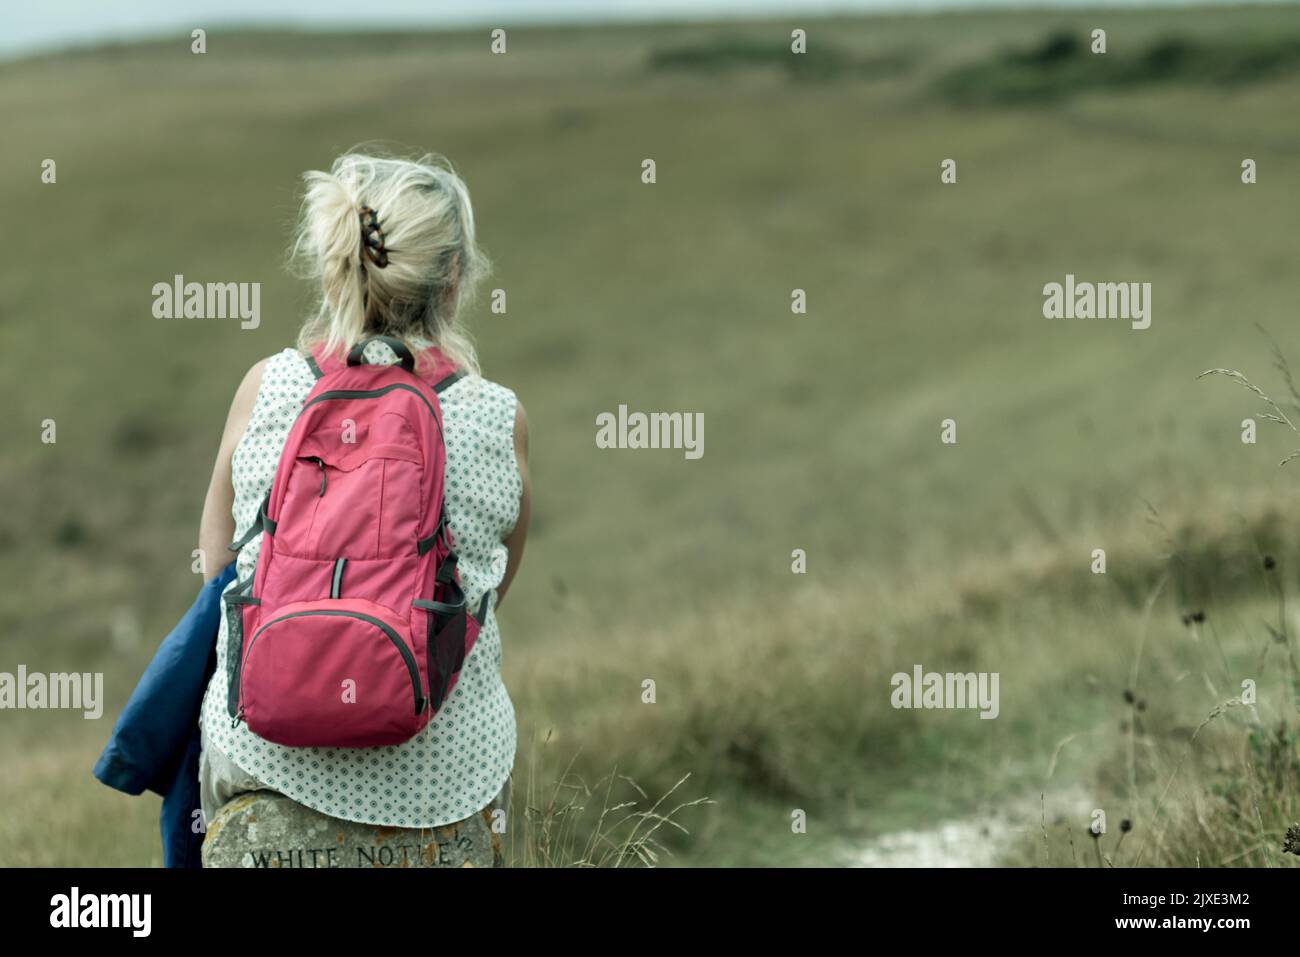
<box><xmin>193</xmin><ymin>152</ymin><xmax>529</xmax><ymax>849</ymax></box>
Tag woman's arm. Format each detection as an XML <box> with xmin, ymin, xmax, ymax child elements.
<box><xmin>495</xmin><ymin>399</ymin><xmax>531</xmax><ymax>608</ymax></box>
<box><xmin>197</xmin><ymin>359</ymin><xmax>267</xmax><ymax>581</ymax></box>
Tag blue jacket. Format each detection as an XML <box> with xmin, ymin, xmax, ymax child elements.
<box><xmin>93</xmin><ymin>562</ymin><xmax>237</xmax><ymax>868</ymax></box>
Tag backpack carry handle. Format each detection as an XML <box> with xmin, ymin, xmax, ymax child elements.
<box><xmin>347</xmin><ymin>335</ymin><xmax>416</xmax><ymax>374</ymax></box>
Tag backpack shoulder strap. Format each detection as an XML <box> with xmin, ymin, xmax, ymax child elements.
<box><xmin>303</xmin><ymin>350</ymin><xmax>324</xmax><ymax>381</ymax></box>
<box><xmin>432</xmin><ymin>370</ymin><xmax>464</xmax><ymax>394</ymax></box>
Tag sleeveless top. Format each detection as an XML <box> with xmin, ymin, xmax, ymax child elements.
<box><xmin>199</xmin><ymin>339</ymin><xmax>520</xmax><ymax>828</ymax></box>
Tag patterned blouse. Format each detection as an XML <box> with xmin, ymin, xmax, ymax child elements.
<box><xmin>199</xmin><ymin>339</ymin><xmax>520</xmax><ymax>828</ymax></box>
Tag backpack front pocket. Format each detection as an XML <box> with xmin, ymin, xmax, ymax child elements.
<box><xmin>278</xmin><ymin>423</ymin><xmax>424</xmax><ymax>560</ymax></box>
<box><xmin>238</xmin><ymin>598</ymin><xmax>427</xmax><ymax>748</ymax></box>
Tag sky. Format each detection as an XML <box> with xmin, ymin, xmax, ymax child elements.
<box><xmin>2</xmin><ymin>0</ymin><xmax>1272</xmax><ymax>59</ymax></box>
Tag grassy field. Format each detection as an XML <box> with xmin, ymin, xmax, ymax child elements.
<box><xmin>3</xmin><ymin>4</ymin><xmax>1300</xmax><ymax>866</ymax></box>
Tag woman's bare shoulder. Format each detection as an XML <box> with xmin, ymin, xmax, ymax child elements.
<box><xmin>233</xmin><ymin>357</ymin><xmax>269</xmax><ymax>408</ymax></box>
<box><xmin>223</xmin><ymin>352</ymin><xmax>284</xmax><ymax>436</ymax></box>
<box><xmin>234</xmin><ymin>348</ymin><xmax>304</xmax><ymax>406</ymax></box>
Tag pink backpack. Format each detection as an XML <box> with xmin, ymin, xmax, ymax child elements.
<box><xmin>223</xmin><ymin>335</ymin><xmax>484</xmax><ymax>748</ymax></box>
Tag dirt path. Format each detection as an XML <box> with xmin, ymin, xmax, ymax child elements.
<box><xmin>842</xmin><ymin>788</ymin><xmax>1094</xmax><ymax>867</ymax></box>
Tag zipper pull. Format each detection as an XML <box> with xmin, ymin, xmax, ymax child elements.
<box><xmin>309</xmin><ymin>457</ymin><xmax>326</xmax><ymax>496</ymax></box>
<box><xmin>231</xmin><ymin>706</ymin><xmax>244</xmax><ymax>729</ymax></box>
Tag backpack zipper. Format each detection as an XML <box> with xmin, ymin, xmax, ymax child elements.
<box><xmin>301</xmin><ymin>384</ymin><xmax>444</xmax><ymax>444</ymax></box>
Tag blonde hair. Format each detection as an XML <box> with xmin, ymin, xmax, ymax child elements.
<box><xmin>291</xmin><ymin>150</ymin><xmax>490</xmax><ymax>375</ymax></box>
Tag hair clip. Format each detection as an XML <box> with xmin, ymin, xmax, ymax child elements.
<box><xmin>358</xmin><ymin>206</ymin><xmax>389</xmax><ymax>268</ymax></box>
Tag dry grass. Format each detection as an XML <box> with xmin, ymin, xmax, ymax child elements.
<box><xmin>505</xmin><ymin>738</ymin><xmax>710</xmax><ymax>867</ymax></box>
<box><xmin>1007</xmin><ymin>353</ymin><xmax>1300</xmax><ymax>868</ymax></box>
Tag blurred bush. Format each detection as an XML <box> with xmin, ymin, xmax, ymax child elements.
<box><xmin>647</xmin><ymin>34</ymin><xmax>911</xmax><ymax>82</ymax></box>
<box><xmin>936</xmin><ymin>28</ymin><xmax>1300</xmax><ymax>106</ymax></box>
